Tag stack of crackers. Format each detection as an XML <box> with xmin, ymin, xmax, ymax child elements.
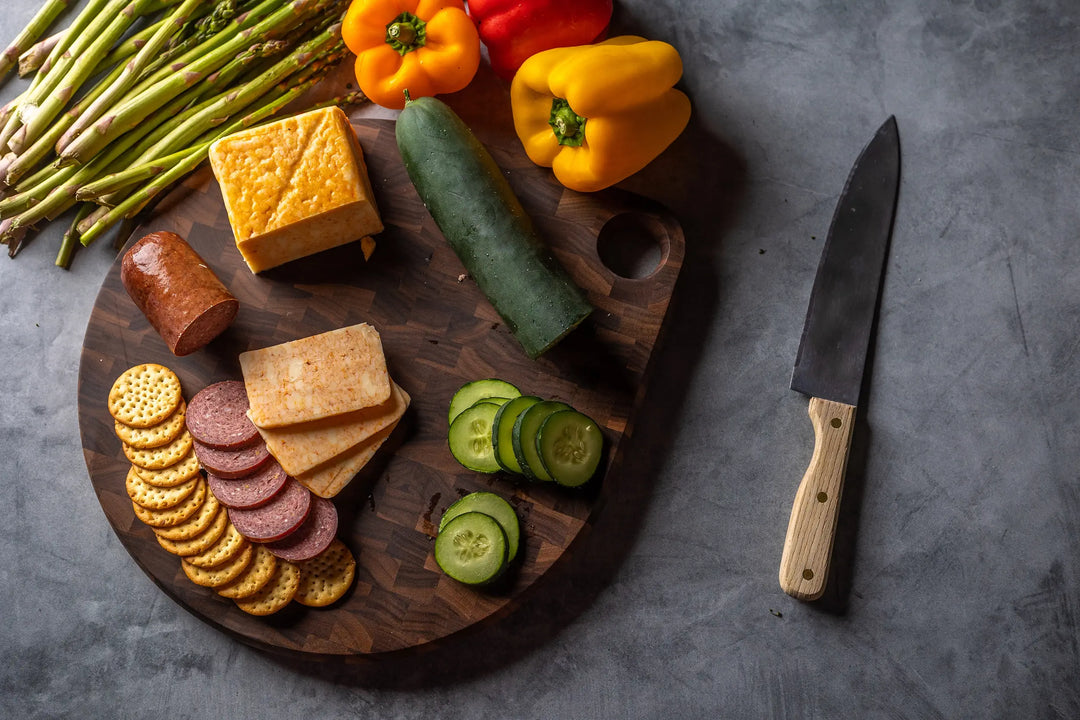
<box><xmin>108</xmin><ymin>363</ymin><xmax>357</xmax><ymax>615</ymax></box>
<box><xmin>239</xmin><ymin>323</ymin><xmax>409</xmax><ymax>498</ymax></box>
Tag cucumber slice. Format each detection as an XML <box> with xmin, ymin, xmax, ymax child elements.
<box><xmin>448</xmin><ymin>379</ymin><xmax>521</xmax><ymax>424</ymax></box>
<box><xmin>439</xmin><ymin>491</ymin><xmax>520</xmax><ymax>562</ymax></box>
<box><xmin>470</xmin><ymin>397</ymin><xmax>510</xmax><ymax>410</ymax></box>
<box><xmin>448</xmin><ymin>402</ymin><xmax>502</xmax><ymax>473</ymax></box>
<box><xmin>537</xmin><ymin>409</ymin><xmax>604</xmax><ymax>487</ymax></box>
<box><xmin>511</xmin><ymin>400</ymin><xmax>571</xmax><ymax>481</ymax></box>
<box><xmin>492</xmin><ymin>395</ymin><xmax>542</xmax><ymax>474</ymax></box>
<box><xmin>434</xmin><ymin>511</ymin><xmax>508</xmax><ymax>585</ymax></box>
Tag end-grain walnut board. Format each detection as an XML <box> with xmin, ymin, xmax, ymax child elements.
<box><xmin>77</xmin><ymin>118</ymin><xmax>684</xmax><ymax>659</ymax></box>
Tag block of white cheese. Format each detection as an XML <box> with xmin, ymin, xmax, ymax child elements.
<box><xmin>208</xmin><ymin>106</ymin><xmax>383</xmax><ymax>273</ymax></box>
<box><xmin>295</xmin><ymin>416</ymin><xmax>402</xmax><ymax>498</ymax></box>
<box><xmin>239</xmin><ymin>322</ymin><xmax>392</xmax><ymax>428</ymax></box>
<box><xmin>254</xmin><ymin>381</ymin><xmax>409</xmax><ymax>477</ymax></box>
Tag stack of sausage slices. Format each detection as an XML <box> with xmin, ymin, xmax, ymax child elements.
<box><xmin>109</xmin><ymin>364</ymin><xmax>355</xmax><ymax>616</ymax></box>
<box><xmin>186</xmin><ymin>381</ymin><xmax>347</xmax><ymax>564</ymax></box>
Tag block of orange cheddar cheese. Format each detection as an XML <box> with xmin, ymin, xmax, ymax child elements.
<box><xmin>208</xmin><ymin>106</ymin><xmax>383</xmax><ymax>273</ymax></box>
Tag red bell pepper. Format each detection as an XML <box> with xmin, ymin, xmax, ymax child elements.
<box><xmin>467</xmin><ymin>0</ymin><xmax>613</xmax><ymax>81</ymax></box>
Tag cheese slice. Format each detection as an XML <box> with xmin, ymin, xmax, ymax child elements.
<box><xmin>295</xmin><ymin>416</ymin><xmax>403</xmax><ymax>498</ymax></box>
<box><xmin>208</xmin><ymin>105</ymin><xmax>383</xmax><ymax>273</ymax></box>
<box><xmin>256</xmin><ymin>381</ymin><xmax>409</xmax><ymax>477</ymax></box>
<box><xmin>240</xmin><ymin>323</ymin><xmax>391</xmax><ymax>428</ymax></box>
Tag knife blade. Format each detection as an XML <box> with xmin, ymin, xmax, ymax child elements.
<box><xmin>779</xmin><ymin>116</ymin><xmax>900</xmax><ymax>601</ymax></box>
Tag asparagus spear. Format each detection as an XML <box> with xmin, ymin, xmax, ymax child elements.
<box><xmin>112</xmin><ymin>0</ymin><xmax>278</xmax><ymax>106</ymax></box>
<box><xmin>3</xmin><ymin>58</ymin><xmax>130</xmax><ymax>185</ymax></box>
<box><xmin>76</xmin><ymin>204</ymin><xmax>112</xmax><ymax>235</ymax></box>
<box><xmin>88</xmin><ymin>41</ymin><xmax>345</xmax><ymax>205</ymax></box>
<box><xmin>79</xmin><ymin>40</ymin><xmax>289</xmax><ymax>193</ymax></box>
<box><xmin>15</xmin><ymin>0</ymin><xmax>167</xmax><ymax>153</ymax></box>
<box><xmin>0</xmin><ymin>0</ymin><xmax>73</xmax><ymax>80</ymax></box>
<box><xmin>78</xmin><ymin>49</ymin><xmax>349</xmax><ymax>202</ymax></box>
<box><xmin>57</xmin><ymin>0</ymin><xmax>209</xmax><ymax>153</ymax></box>
<box><xmin>98</xmin><ymin>0</ymin><xmax>218</xmax><ymax>69</ymax></box>
<box><xmin>2</xmin><ymin>44</ymin><xmax>323</xmax><ymax>235</ymax></box>
<box><xmin>0</xmin><ymin>0</ymin><xmax>119</xmax><ymax>151</ymax></box>
<box><xmin>133</xmin><ymin>28</ymin><xmax>341</xmax><ymax>169</ymax></box>
<box><xmin>58</xmin><ymin>0</ymin><xmax>325</xmax><ymax>166</ymax></box>
<box><xmin>0</xmin><ymin>92</ymin><xmax>24</xmax><ymax>128</ymax></box>
<box><xmin>8</xmin><ymin>74</ymin><xmax>214</xmax><ymax>207</ymax></box>
<box><xmin>14</xmin><ymin>0</ymin><xmax>182</xmax><ymax>80</ymax></box>
<box><xmin>76</xmin><ymin>146</ymin><xmax>203</xmax><ymax>201</ymax></box>
<box><xmin>2</xmin><ymin>217</ymin><xmax>29</xmax><ymax>256</ymax></box>
<box><xmin>78</xmin><ymin>85</ymin><xmax>361</xmax><ymax>248</ymax></box>
<box><xmin>6</xmin><ymin>2</ymin><xmax>223</xmax><ymax>186</ymax></box>
<box><xmin>1</xmin><ymin>0</ymin><xmax>349</xmax><ymax>261</ymax></box>
<box><xmin>0</xmin><ymin>164</ymin><xmax>79</xmax><ymax>217</ymax></box>
<box><xmin>54</xmin><ymin>202</ymin><xmax>96</xmax><ymax>268</ymax></box>
<box><xmin>17</xmin><ymin>29</ymin><xmax>66</xmax><ymax>77</ymax></box>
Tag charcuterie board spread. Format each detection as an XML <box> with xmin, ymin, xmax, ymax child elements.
<box><xmin>77</xmin><ymin>116</ymin><xmax>684</xmax><ymax>657</ymax></box>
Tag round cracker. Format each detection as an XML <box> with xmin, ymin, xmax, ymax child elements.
<box><xmin>124</xmin><ymin>429</ymin><xmax>194</xmax><ymax>470</ymax></box>
<box><xmin>108</xmin><ymin>363</ymin><xmax>182</xmax><ymax>428</ymax></box>
<box><xmin>294</xmin><ymin>539</ymin><xmax>355</xmax><ymax>607</ymax></box>
<box><xmin>114</xmin><ymin>399</ymin><xmax>187</xmax><ymax>449</ymax></box>
<box><xmin>182</xmin><ymin>542</ymin><xmax>254</xmax><ymax>587</ymax></box>
<box><xmin>153</xmin><ymin>485</ymin><xmax>219</xmax><ymax>540</ymax></box>
<box><xmin>184</xmin><ymin>521</ymin><xmax>247</xmax><ymax>569</ymax></box>
<box><xmin>133</xmin><ymin>447</ymin><xmax>201</xmax><ymax>488</ymax></box>
<box><xmin>131</xmin><ymin>477</ymin><xmax>206</xmax><ymax>528</ymax></box>
<box><xmin>155</xmin><ymin>504</ymin><xmax>229</xmax><ymax>556</ymax></box>
<box><xmin>126</xmin><ymin>465</ymin><xmax>200</xmax><ymax>510</ymax></box>
<box><xmin>234</xmin><ymin>560</ymin><xmax>300</xmax><ymax>616</ymax></box>
<box><xmin>215</xmin><ymin>545</ymin><xmax>277</xmax><ymax>599</ymax></box>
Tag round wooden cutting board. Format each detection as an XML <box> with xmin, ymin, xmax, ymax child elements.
<box><xmin>77</xmin><ymin>117</ymin><xmax>684</xmax><ymax>658</ymax></box>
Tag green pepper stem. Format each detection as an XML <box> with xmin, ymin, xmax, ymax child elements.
<box><xmin>549</xmin><ymin>98</ymin><xmax>586</xmax><ymax>147</ymax></box>
<box><xmin>387</xmin><ymin>22</ymin><xmax>415</xmax><ymax>45</ymax></box>
<box><xmin>385</xmin><ymin>12</ymin><xmax>426</xmax><ymax>56</ymax></box>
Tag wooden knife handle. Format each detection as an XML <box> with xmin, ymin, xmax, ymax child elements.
<box><xmin>779</xmin><ymin>397</ymin><xmax>857</xmax><ymax>601</ymax></box>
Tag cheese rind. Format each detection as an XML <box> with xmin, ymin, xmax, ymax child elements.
<box><xmin>208</xmin><ymin>106</ymin><xmax>383</xmax><ymax>273</ymax></box>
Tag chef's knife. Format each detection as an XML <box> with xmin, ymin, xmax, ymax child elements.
<box><xmin>779</xmin><ymin>116</ymin><xmax>900</xmax><ymax>601</ymax></box>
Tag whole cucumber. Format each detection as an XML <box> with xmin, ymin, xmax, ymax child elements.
<box><xmin>395</xmin><ymin>95</ymin><xmax>593</xmax><ymax>359</ymax></box>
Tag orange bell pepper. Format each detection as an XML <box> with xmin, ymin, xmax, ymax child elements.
<box><xmin>342</xmin><ymin>0</ymin><xmax>480</xmax><ymax>110</ymax></box>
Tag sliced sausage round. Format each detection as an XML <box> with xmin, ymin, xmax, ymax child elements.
<box><xmin>206</xmin><ymin>460</ymin><xmax>288</xmax><ymax>510</ymax></box>
<box><xmin>121</xmin><ymin>231</ymin><xmax>239</xmax><ymax>356</ymax></box>
<box><xmin>227</xmin><ymin>477</ymin><xmax>312</xmax><ymax>543</ymax></box>
<box><xmin>264</xmin><ymin>495</ymin><xmax>338</xmax><ymax>561</ymax></box>
<box><xmin>186</xmin><ymin>380</ymin><xmax>260</xmax><ymax>449</ymax></box>
<box><xmin>193</xmin><ymin>437</ymin><xmax>271</xmax><ymax>479</ymax></box>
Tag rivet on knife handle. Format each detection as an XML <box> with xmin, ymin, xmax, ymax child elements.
<box><xmin>779</xmin><ymin>397</ymin><xmax>856</xmax><ymax>600</ymax></box>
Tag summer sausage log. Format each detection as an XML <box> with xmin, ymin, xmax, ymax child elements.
<box><xmin>121</xmin><ymin>231</ymin><xmax>238</xmax><ymax>356</ymax></box>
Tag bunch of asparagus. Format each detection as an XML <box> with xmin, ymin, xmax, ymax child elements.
<box><xmin>0</xmin><ymin>0</ymin><xmax>363</xmax><ymax>267</ymax></box>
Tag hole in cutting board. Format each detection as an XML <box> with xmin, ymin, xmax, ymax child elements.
<box><xmin>596</xmin><ymin>212</ymin><xmax>666</xmax><ymax>279</ymax></box>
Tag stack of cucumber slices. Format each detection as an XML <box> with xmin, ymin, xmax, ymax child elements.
<box><xmin>435</xmin><ymin>491</ymin><xmax>520</xmax><ymax>586</ymax></box>
<box><xmin>447</xmin><ymin>379</ymin><xmax>604</xmax><ymax>488</ymax></box>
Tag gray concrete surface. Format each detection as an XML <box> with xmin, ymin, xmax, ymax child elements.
<box><xmin>3</xmin><ymin>0</ymin><xmax>1078</xmax><ymax>718</ymax></box>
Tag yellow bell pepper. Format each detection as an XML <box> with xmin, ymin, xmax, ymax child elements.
<box><xmin>510</xmin><ymin>36</ymin><xmax>691</xmax><ymax>193</ymax></box>
<box><xmin>342</xmin><ymin>0</ymin><xmax>480</xmax><ymax>110</ymax></box>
